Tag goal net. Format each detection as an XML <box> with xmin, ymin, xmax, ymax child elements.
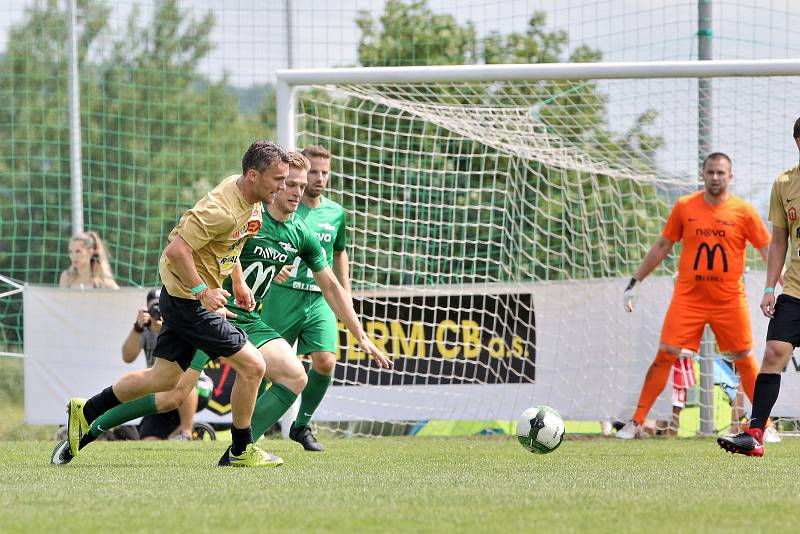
<box><xmin>283</xmin><ymin>64</ymin><xmax>800</xmax><ymax>436</ymax></box>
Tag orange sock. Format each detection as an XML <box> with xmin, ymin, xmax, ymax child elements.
<box><xmin>633</xmin><ymin>349</ymin><xmax>678</xmax><ymax>425</ymax></box>
<box><xmin>735</xmin><ymin>353</ymin><xmax>772</xmax><ymax>427</ymax></box>
<box><xmin>735</xmin><ymin>353</ymin><xmax>759</xmax><ymax>401</ymax></box>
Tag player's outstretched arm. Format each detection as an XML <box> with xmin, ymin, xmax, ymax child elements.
<box><xmin>313</xmin><ymin>267</ymin><xmax>393</xmax><ymax>369</ymax></box>
<box><xmin>624</xmin><ymin>235</ymin><xmax>674</xmax><ymax>312</ymax></box>
<box><xmin>761</xmin><ymin>227</ymin><xmax>789</xmax><ymax>318</ymax></box>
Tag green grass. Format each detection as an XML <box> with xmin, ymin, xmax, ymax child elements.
<box><xmin>1</xmin><ymin>437</ymin><xmax>800</xmax><ymax>533</ymax></box>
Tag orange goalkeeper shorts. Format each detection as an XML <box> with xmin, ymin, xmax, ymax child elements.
<box><xmin>659</xmin><ymin>300</ymin><xmax>752</xmax><ymax>353</ymax></box>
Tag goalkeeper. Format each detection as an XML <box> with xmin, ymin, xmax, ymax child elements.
<box><xmin>616</xmin><ymin>153</ymin><xmax>771</xmax><ymax>439</ymax></box>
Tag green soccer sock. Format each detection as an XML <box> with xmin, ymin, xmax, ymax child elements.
<box><xmin>294</xmin><ymin>368</ymin><xmax>332</xmax><ymax>428</ymax></box>
<box><xmin>251</xmin><ymin>383</ymin><xmax>298</xmax><ymax>441</ymax></box>
<box><xmin>89</xmin><ymin>394</ymin><xmax>157</xmax><ymax>438</ymax></box>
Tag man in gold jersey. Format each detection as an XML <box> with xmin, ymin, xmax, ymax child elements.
<box><xmin>718</xmin><ymin>118</ymin><xmax>800</xmax><ymax>457</ymax></box>
<box><xmin>53</xmin><ymin>140</ymin><xmax>290</xmax><ymax>467</ymax></box>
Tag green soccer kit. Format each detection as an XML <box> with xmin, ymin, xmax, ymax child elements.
<box><xmin>191</xmin><ymin>205</ymin><xmax>328</xmax><ymax>371</ymax></box>
<box><xmin>262</xmin><ymin>196</ymin><xmax>347</xmax><ymax>355</ymax></box>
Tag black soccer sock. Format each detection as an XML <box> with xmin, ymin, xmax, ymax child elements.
<box><xmin>82</xmin><ymin>386</ymin><xmax>122</xmax><ymax>425</ymax></box>
<box><xmin>749</xmin><ymin>373</ymin><xmax>781</xmax><ymax>431</ymax></box>
<box><xmin>78</xmin><ymin>432</ymin><xmax>98</xmax><ymax>451</ymax></box>
<box><xmin>230</xmin><ymin>425</ymin><xmax>253</xmax><ymax>456</ymax></box>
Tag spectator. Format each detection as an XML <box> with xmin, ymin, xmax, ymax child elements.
<box><xmin>59</xmin><ymin>231</ymin><xmax>119</xmax><ymax>289</ymax></box>
<box><xmin>122</xmin><ymin>288</ymin><xmax>206</xmax><ymax>440</ymax></box>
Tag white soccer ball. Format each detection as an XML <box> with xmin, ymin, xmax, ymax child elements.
<box><xmin>516</xmin><ymin>405</ymin><xmax>565</xmax><ymax>454</ymax></box>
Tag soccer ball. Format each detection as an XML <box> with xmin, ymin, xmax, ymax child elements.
<box><xmin>516</xmin><ymin>405</ymin><xmax>565</xmax><ymax>454</ymax></box>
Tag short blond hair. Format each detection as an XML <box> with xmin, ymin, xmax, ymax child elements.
<box><xmin>301</xmin><ymin>144</ymin><xmax>331</xmax><ymax>160</ymax></box>
<box><xmin>287</xmin><ymin>151</ymin><xmax>311</xmax><ymax>171</ymax></box>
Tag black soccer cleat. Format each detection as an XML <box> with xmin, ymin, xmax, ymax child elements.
<box><xmin>217</xmin><ymin>446</ymin><xmax>231</xmax><ymax>466</ymax></box>
<box><xmin>289</xmin><ymin>424</ymin><xmax>325</xmax><ymax>452</ymax></box>
<box><xmin>717</xmin><ymin>429</ymin><xmax>764</xmax><ymax>457</ymax></box>
<box><xmin>51</xmin><ymin>438</ymin><xmax>74</xmax><ymax>465</ymax></box>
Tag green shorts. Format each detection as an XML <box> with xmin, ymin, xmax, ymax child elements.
<box><xmin>190</xmin><ymin>306</ymin><xmax>282</xmax><ymax>371</ymax></box>
<box><xmin>262</xmin><ymin>284</ymin><xmax>338</xmax><ymax>355</ymax></box>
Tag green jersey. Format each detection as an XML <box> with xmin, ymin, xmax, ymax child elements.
<box><xmin>275</xmin><ymin>196</ymin><xmax>347</xmax><ymax>293</ymax></box>
<box><xmin>223</xmin><ymin>205</ymin><xmax>327</xmax><ymax>312</ymax></box>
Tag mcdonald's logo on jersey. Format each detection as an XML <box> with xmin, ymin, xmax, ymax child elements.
<box><xmin>693</xmin><ymin>242</ymin><xmax>728</xmax><ymax>272</ymax></box>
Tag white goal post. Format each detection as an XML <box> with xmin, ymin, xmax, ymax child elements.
<box><xmin>273</xmin><ymin>60</ymin><xmax>800</xmax><ymax>436</ymax></box>
<box><xmin>277</xmin><ymin>59</ymin><xmax>800</xmax><ymax>149</ymax></box>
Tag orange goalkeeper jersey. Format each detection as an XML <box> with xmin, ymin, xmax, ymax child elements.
<box><xmin>662</xmin><ymin>191</ymin><xmax>770</xmax><ymax>308</ymax></box>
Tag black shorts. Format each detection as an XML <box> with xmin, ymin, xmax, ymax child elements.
<box><xmin>153</xmin><ymin>287</ymin><xmax>247</xmax><ymax>370</ymax></box>
<box><xmin>137</xmin><ymin>395</ymin><xmax>209</xmax><ymax>439</ymax></box>
<box><xmin>138</xmin><ymin>410</ymin><xmax>179</xmax><ymax>439</ymax></box>
<box><xmin>766</xmin><ymin>293</ymin><xmax>800</xmax><ymax>347</ymax></box>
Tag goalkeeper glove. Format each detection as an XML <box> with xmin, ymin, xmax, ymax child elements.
<box><xmin>623</xmin><ymin>277</ymin><xmax>641</xmax><ymax>313</ymax></box>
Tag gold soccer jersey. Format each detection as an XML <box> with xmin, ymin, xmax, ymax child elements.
<box><xmin>159</xmin><ymin>175</ymin><xmax>262</xmax><ymax>299</ymax></box>
<box><xmin>768</xmin><ymin>165</ymin><xmax>800</xmax><ymax>299</ymax></box>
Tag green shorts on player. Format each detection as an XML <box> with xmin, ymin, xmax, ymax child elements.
<box><xmin>262</xmin><ymin>285</ymin><xmax>338</xmax><ymax>355</ymax></box>
<box><xmin>265</xmin><ymin>195</ymin><xmax>346</xmax><ymax>356</ymax></box>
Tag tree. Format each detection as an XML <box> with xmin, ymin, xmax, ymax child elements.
<box><xmin>0</xmin><ymin>0</ymin><xmax>262</xmax><ymax>347</ymax></box>
<box><xmin>0</xmin><ymin>0</ymin><xmax>260</xmax><ymax>288</ymax></box>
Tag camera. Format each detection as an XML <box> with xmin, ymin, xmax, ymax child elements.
<box><xmin>145</xmin><ymin>288</ymin><xmax>162</xmax><ymax>323</ymax></box>
<box><xmin>147</xmin><ymin>302</ymin><xmax>161</xmax><ymax>322</ymax></box>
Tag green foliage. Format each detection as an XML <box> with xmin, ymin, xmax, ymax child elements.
<box><xmin>0</xmin><ymin>0</ymin><xmax>268</xmax><ymax>345</ymax></box>
<box><xmin>0</xmin><ymin>0</ymin><xmax>263</xmax><ymax>289</ymax></box>
<box><xmin>356</xmin><ymin>0</ymin><xmax>477</xmax><ymax>67</ymax></box>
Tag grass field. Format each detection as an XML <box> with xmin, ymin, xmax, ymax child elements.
<box><xmin>1</xmin><ymin>437</ymin><xmax>799</xmax><ymax>533</ymax></box>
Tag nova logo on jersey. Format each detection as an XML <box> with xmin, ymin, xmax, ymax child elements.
<box><xmin>319</xmin><ymin>222</ymin><xmax>336</xmax><ymax>231</ymax></box>
<box><xmin>693</xmin><ymin>242</ymin><xmax>728</xmax><ymax>272</ymax></box>
<box><xmin>695</xmin><ymin>228</ymin><xmax>726</xmax><ymax>237</ymax></box>
<box><xmin>253</xmin><ymin>245</ymin><xmax>288</xmax><ymax>263</ymax></box>
<box><xmin>316</xmin><ymin>233</ymin><xmax>333</xmax><ymax>243</ymax></box>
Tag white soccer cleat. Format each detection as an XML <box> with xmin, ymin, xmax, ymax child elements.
<box><xmin>615</xmin><ymin>420</ymin><xmax>642</xmax><ymax>439</ymax></box>
<box><xmin>764</xmin><ymin>426</ymin><xmax>782</xmax><ymax>443</ymax></box>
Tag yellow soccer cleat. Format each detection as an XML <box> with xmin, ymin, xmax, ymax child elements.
<box><xmin>223</xmin><ymin>444</ymin><xmax>284</xmax><ymax>467</ymax></box>
<box><xmin>66</xmin><ymin>397</ymin><xmax>88</xmax><ymax>456</ymax></box>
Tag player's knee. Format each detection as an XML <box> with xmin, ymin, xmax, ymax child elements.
<box><xmin>313</xmin><ymin>354</ymin><xmax>336</xmax><ymax>375</ymax></box>
<box><xmin>732</xmin><ymin>352</ymin><xmax>756</xmax><ymax>368</ymax></box>
<box><xmin>653</xmin><ymin>348</ymin><xmax>678</xmax><ymax>368</ymax></box>
<box><xmin>241</xmin><ymin>351</ymin><xmax>266</xmax><ymax>381</ymax></box>
<box><xmin>763</xmin><ymin>342</ymin><xmax>791</xmax><ymax>371</ymax></box>
<box><xmin>281</xmin><ymin>361</ymin><xmax>307</xmax><ymax>393</ymax></box>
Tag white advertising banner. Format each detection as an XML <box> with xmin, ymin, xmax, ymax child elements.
<box><xmin>23</xmin><ymin>274</ymin><xmax>800</xmax><ymax>424</ymax></box>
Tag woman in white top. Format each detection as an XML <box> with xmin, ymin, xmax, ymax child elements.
<box><xmin>58</xmin><ymin>231</ymin><xmax>119</xmax><ymax>289</ymax></box>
